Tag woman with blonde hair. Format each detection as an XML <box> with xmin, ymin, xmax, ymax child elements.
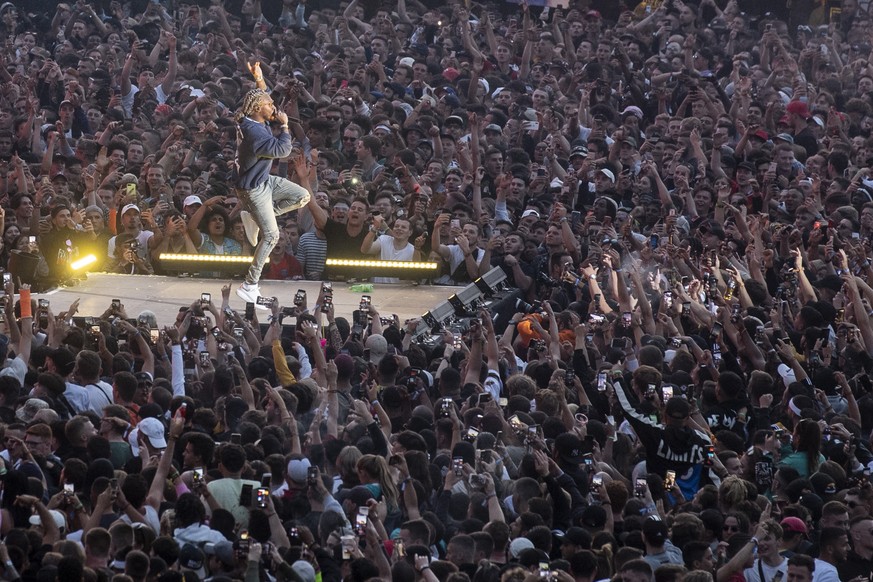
<box><xmin>336</xmin><ymin>446</ymin><xmax>363</xmax><ymax>492</ymax></box>
<box><xmin>356</xmin><ymin>454</ymin><xmax>400</xmax><ymax>511</ymax></box>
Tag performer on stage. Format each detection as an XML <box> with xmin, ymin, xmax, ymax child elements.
<box><xmin>234</xmin><ymin>62</ymin><xmax>311</xmax><ymax>304</ymax></box>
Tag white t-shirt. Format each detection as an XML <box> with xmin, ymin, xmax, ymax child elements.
<box><xmin>108</xmin><ymin>230</ymin><xmax>154</xmax><ymax>260</ymax></box>
<box><xmin>744</xmin><ymin>557</ymin><xmax>788</xmax><ymax>582</ymax></box>
<box><xmin>374</xmin><ymin>234</ymin><xmax>415</xmax><ymax>284</ymax></box>
<box><xmin>84</xmin><ymin>381</ymin><xmax>114</xmax><ymax>415</ymax></box>
<box><xmin>812</xmin><ymin>559</ymin><xmax>840</xmax><ymax>582</ymax></box>
<box><xmin>122</xmin><ymin>84</ymin><xmax>168</xmax><ymax>117</ymax></box>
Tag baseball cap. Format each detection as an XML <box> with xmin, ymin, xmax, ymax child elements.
<box><xmin>598</xmin><ymin>168</ymin><xmax>616</xmax><ymax>183</ymax></box>
<box><xmin>509</xmin><ymin>537</ymin><xmax>534</xmax><ymax>559</ymax></box>
<box><xmin>521</xmin><ymin>209</ymin><xmax>540</xmax><ymax>219</ymax></box>
<box><xmin>445</xmin><ymin>115</ymin><xmax>465</xmax><ymax>128</ymax></box>
<box><xmin>555</xmin><ymin>433</ymin><xmax>586</xmax><ymax>464</ymax></box>
<box><xmin>561</xmin><ymin>526</ymin><xmax>592</xmax><ymax>547</ymax></box>
<box><xmin>179</xmin><ymin>544</ymin><xmax>206</xmax><ymax>578</ymax></box>
<box><xmin>137</xmin><ymin>417</ymin><xmax>167</xmax><ymax>449</ymax></box>
<box><xmin>287</xmin><ymin>458</ymin><xmax>312</xmax><ymax>484</ymax></box>
<box><xmin>780</xmin><ymin>517</ymin><xmax>808</xmax><ymax>535</ymax></box>
<box><xmin>786</xmin><ymin>100</ymin><xmax>811</xmax><ymax>119</ymax></box>
<box><xmin>569</xmin><ymin>146</ymin><xmax>589</xmax><ymax>159</ymax></box>
<box><xmin>365</xmin><ymin>334</ymin><xmax>388</xmax><ymax>364</ymax></box>
<box><xmin>183</xmin><ymin>195</ymin><xmax>202</xmax><ymax>207</ymax></box>
<box><xmin>204</xmin><ymin>542</ymin><xmax>235</xmax><ymax>567</ymax></box>
<box><xmin>29</xmin><ymin>509</ymin><xmax>66</xmax><ymax>532</ymax></box>
<box><xmin>121</xmin><ymin>204</ymin><xmax>140</xmax><ymax>216</ymax></box>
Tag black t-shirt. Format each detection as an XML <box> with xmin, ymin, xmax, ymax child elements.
<box><xmin>322</xmin><ymin>218</ymin><xmax>367</xmax><ymax>259</ymax></box>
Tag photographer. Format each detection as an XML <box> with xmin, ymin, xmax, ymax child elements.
<box><xmin>107</xmin><ymin>204</ymin><xmax>159</xmax><ymax>269</ymax></box>
<box><xmin>109</xmin><ymin>233</ymin><xmax>154</xmax><ymax>275</ymax></box>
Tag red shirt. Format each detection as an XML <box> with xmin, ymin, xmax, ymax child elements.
<box><xmin>264</xmin><ymin>252</ymin><xmax>303</xmax><ymax>280</ymax></box>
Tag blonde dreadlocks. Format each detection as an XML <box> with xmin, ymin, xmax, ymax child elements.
<box><xmin>235</xmin><ymin>89</ymin><xmax>269</xmax><ymax>124</ymax></box>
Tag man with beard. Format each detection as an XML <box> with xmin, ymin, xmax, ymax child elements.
<box><xmin>490</xmin><ymin>232</ymin><xmax>534</xmax><ymax>294</ymax></box>
<box><xmin>814</xmin><ymin>527</ymin><xmax>848</xmax><ymax>582</ymax></box>
<box><xmin>24</xmin><ymin>423</ymin><xmax>61</xmax><ymax>493</ymax></box>
<box><xmin>614</xmin><ymin>378</ymin><xmax>713</xmax><ymax>500</ymax></box>
<box><xmin>39</xmin><ymin>205</ymin><xmax>95</xmax><ymax>284</ymax></box>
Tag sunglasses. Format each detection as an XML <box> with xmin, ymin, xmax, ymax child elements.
<box><xmin>723</xmin><ymin>525</ymin><xmax>739</xmax><ymax>532</ymax></box>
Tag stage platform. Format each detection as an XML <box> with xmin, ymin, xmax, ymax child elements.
<box><xmin>36</xmin><ymin>273</ymin><xmax>462</xmax><ymax>325</ymax></box>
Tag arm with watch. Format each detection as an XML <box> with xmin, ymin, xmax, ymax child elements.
<box><xmin>716</xmin><ymin>521</ymin><xmax>768</xmax><ymax>582</ymax></box>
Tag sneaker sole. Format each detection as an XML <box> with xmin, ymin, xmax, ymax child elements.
<box><xmin>274</xmin><ymin>191</ymin><xmax>311</xmax><ymax>216</ymax></box>
<box><xmin>240</xmin><ymin>211</ymin><xmax>260</xmax><ymax>247</ymax></box>
<box><xmin>236</xmin><ymin>286</ymin><xmax>268</xmax><ymax>308</ymax></box>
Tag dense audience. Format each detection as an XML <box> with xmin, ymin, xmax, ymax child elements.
<box><xmin>0</xmin><ymin>1</ymin><xmax>872</xmax><ymax>582</ymax></box>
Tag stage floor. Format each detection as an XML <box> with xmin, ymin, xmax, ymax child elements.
<box><xmin>37</xmin><ymin>273</ymin><xmax>461</xmax><ymax>325</ymax></box>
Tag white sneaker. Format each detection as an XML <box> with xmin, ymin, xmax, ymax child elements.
<box><xmin>274</xmin><ymin>190</ymin><xmax>311</xmax><ymax>216</ymax></box>
<box><xmin>236</xmin><ymin>283</ymin><xmax>267</xmax><ymax>308</ymax></box>
<box><xmin>240</xmin><ymin>210</ymin><xmax>260</xmax><ymax>247</ymax></box>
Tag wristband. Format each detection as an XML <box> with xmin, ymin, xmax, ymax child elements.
<box><xmin>19</xmin><ymin>288</ymin><xmax>31</xmax><ymax>318</ymax></box>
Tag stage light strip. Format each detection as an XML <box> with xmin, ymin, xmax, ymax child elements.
<box><xmin>70</xmin><ymin>255</ymin><xmax>97</xmax><ymax>270</ymax></box>
<box><xmin>325</xmin><ymin>259</ymin><xmax>438</xmax><ymax>269</ymax></box>
<box><xmin>159</xmin><ymin>254</ymin><xmax>265</xmax><ymax>263</ymax></box>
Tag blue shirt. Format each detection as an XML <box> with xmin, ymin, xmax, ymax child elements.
<box><xmin>235</xmin><ymin>117</ymin><xmax>294</xmax><ymax>189</ymax></box>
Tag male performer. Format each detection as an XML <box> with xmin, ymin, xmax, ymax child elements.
<box><xmin>234</xmin><ymin>62</ymin><xmax>311</xmax><ymax>304</ymax></box>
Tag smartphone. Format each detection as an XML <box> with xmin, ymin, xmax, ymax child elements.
<box><xmin>230</xmin><ymin>433</ymin><xmax>241</xmax><ymax>445</ymax></box>
<box><xmin>322</xmin><ymin>282</ymin><xmax>332</xmax><ymax>294</ymax></box>
<box><xmin>237</xmin><ymin>483</ymin><xmax>253</xmax><ymax>508</ymax></box>
<box><xmin>307</xmin><ymin>466</ymin><xmax>318</xmax><ymax>487</ymax></box>
<box><xmin>650</xmin><ymin>234</ymin><xmax>659</xmax><ymax>249</ymax></box>
<box><xmin>597</xmin><ymin>372</ymin><xmax>607</xmax><ymax>391</ymax></box>
<box><xmin>256</xmin><ymin>296</ymin><xmax>274</xmax><ymax>307</ymax></box>
<box><xmin>193</xmin><ymin>467</ymin><xmax>204</xmax><ymax>484</ymax></box>
<box><xmin>199</xmin><ymin>351</ymin><xmax>210</xmax><ymax>365</ymax></box>
<box><xmin>90</xmin><ymin>324</ymin><xmax>101</xmax><ymax>336</ymax></box>
<box><xmin>149</xmin><ymin>328</ymin><xmax>159</xmax><ymax>342</ymax></box>
<box><xmin>509</xmin><ymin>415</ymin><xmax>526</xmax><ymax>431</ymax></box>
<box><xmin>622</xmin><ymin>312</ymin><xmax>632</xmax><ymax>327</ymax></box>
<box><xmin>451</xmin><ymin>218</ymin><xmax>461</xmax><ymax>230</ymax></box>
<box><xmin>663</xmin><ymin>291</ymin><xmax>673</xmax><ymax>309</ymax></box>
<box><xmin>321</xmin><ymin>296</ymin><xmax>332</xmax><ymax>313</ymax></box>
<box><xmin>664</xmin><ymin>470</ymin><xmax>676</xmax><ymax>489</ymax></box>
<box><xmin>355</xmin><ymin>507</ymin><xmax>368</xmax><ymax>536</ymax></box>
<box><xmin>705</xmin><ymin>445</ymin><xmax>716</xmax><ymax>465</ymax></box>
<box><xmin>360</xmin><ymin>295</ymin><xmax>371</xmax><ymax>310</ymax></box>
<box><xmin>294</xmin><ymin>289</ymin><xmax>306</xmax><ymax>306</ymax></box>
<box><xmin>261</xmin><ymin>473</ymin><xmax>271</xmax><ymax>488</ymax></box>
<box><xmin>200</xmin><ymin>292</ymin><xmax>211</xmax><ymax>305</ymax></box>
<box><xmin>238</xmin><ymin>530</ymin><xmax>250</xmax><ymax>555</ymax></box>
<box><xmin>662</xmin><ymin>385</ymin><xmax>674</xmax><ymax>400</ymax></box>
<box><xmin>110</xmin><ymin>478</ymin><xmax>118</xmax><ymax>493</ymax></box>
<box><xmin>452</xmin><ymin>456</ymin><xmax>464</xmax><ymax>477</ymax></box>
<box><xmin>592</xmin><ymin>475</ymin><xmax>603</xmax><ymax>487</ymax></box>
<box><xmin>64</xmin><ymin>483</ymin><xmax>74</xmax><ymax>493</ymax></box>
<box><xmin>611</xmin><ymin>337</ymin><xmax>628</xmax><ymax>350</ymax></box>
<box><xmin>464</xmin><ymin>427</ymin><xmax>480</xmax><ymax>443</ymax></box>
<box><xmin>682</xmin><ymin>301</ymin><xmax>691</xmax><ymax>316</ymax></box>
<box><xmin>255</xmin><ymin>487</ymin><xmax>270</xmax><ymax>508</ymax></box>
<box><xmin>635</xmin><ymin>478</ymin><xmax>647</xmax><ymax>497</ymax></box>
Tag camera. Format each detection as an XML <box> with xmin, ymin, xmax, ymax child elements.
<box><xmin>515</xmin><ymin>298</ymin><xmax>543</xmax><ymax>314</ymax></box>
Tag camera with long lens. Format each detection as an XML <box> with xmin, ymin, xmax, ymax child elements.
<box><xmin>536</xmin><ymin>272</ymin><xmax>559</xmax><ymax>287</ymax></box>
<box><xmin>515</xmin><ymin>298</ymin><xmax>543</xmax><ymax>314</ymax></box>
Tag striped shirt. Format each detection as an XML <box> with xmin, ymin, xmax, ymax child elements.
<box><xmin>296</xmin><ymin>231</ymin><xmax>328</xmax><ymax>279</ymax></box>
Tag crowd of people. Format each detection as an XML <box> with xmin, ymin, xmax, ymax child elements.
<box><xmin>0</xmin><ymin>0</ymin><xmax>872</xmax><ymax>582</ymax></box>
